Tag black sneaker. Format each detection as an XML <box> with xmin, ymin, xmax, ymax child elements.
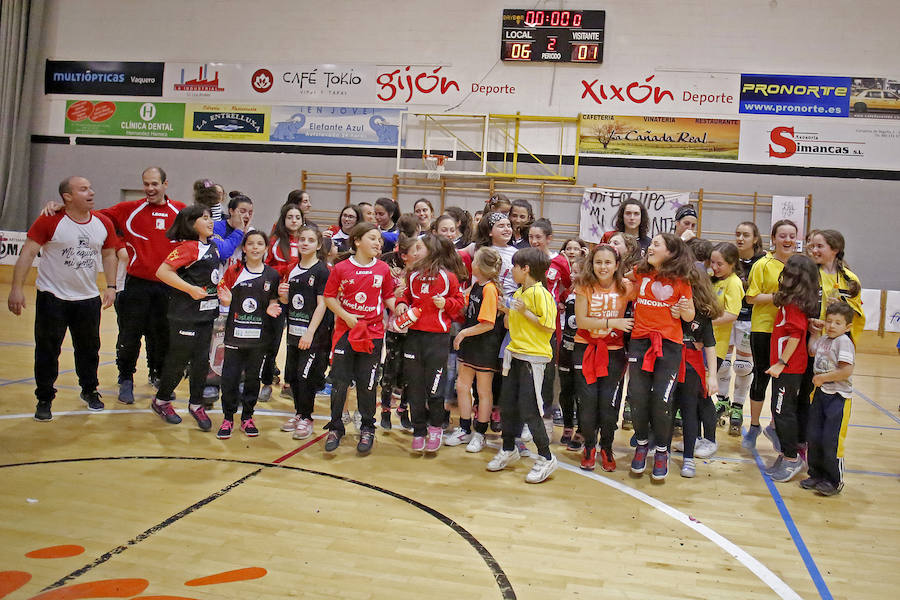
<box><xmin>34</xmin><ymin>400</ymin><xmax>52</xmax><ymax>422</ymax></box>
<box><xmin>357</xmin><ymin>430</ymin><xmax>375</xmax><ymax>454</ymax></box>
<box><xmin>380</xmin><ymin>411</ymin><xmax>392</xmax><ymax>430</ymax></box>
<box><xmin>398</xmin><ymin>406</ymin><xmax>412</xmax><ymax>430</ymax></box>
<box><xmin>188</xmin><ymin>404</ymin><xmax>212</xmax><ymax>431</ymax></box>
<box><xmin>151</xmin><ymin>399</ymin><xmax>182</xmax><ymax>424</ymax></box>
<box><xmin>566</xmin><ymin>433</ymin><xmax>584</xmax><ymax>452</ymax></box>
<box><xmin>118</xmin><ymin>379</ymin><xmax>135</xmax><ymax>405</ymax></box>
<box><xmin>324</xmin><ymin>430</ymin><xmax>343</xmax><ymax>452</ymax></box>
<box><xmin>800</xmin><ymin>477</ymin><xmax>822</xmax><ymax>490</ymax></box>
<box><xmin>80</xmin><ymin>390</ymin><xmax>104</xmax><ymax>411</ymax></box>
<box><xmin>815</xmin><ymin>480</ymin><xmax>842</xmax><ymax>496</ymax></box>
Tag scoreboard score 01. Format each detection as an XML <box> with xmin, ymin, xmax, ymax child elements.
<box><xmin>501</xmin><ymin>9</ymin><xmax>605</xmax><ymax>63</ymax></box>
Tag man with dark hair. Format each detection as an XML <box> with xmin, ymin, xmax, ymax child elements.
<box><xmin>105</xmin><ymin>167</ymin><xmax>186</xmax><ymax>402</ymax></box>
<box><xmin>8</xmin><ymin>176</ymin><xmax>118</xmax><ymax>421</ymax></box>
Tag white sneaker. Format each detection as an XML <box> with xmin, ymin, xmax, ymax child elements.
<box><xmin>292</xmin><ymin>418</ymin><xmax>314</xmax><ymax>440</ymax></box>
<box><xmin>694</xmin><ymin>438</ymin><xmax>718</xmax><ymax>458</ymax></box>
<box><xmin>281</xmin><ymin>415</ymin><xmax>302</xmax><ymax>432</ymax></box>
<box><xmin>486</xmin><ymin>448</ymin><xmax>520</xmax><ymax>471</ymax></box>
<box><xmin>258</xmin><ymin>384</ymin><xmax>273</xmax><ymax>402</ymax></box>
<box><xmin>444</xmin><ymin>427</ymin><xmax>472</xmax><ymax>446</ymax></box>
<box><xmin>466</xmin><ymin>432</ymin><xmax>486</xmax><ymax>453</ymax></box>
<box><xmin>672</xmin><ymin>438</ymin><xmax>685</xmax><ymax>452</ymax></box>
<box><xmin>525</xmin><ymin>454</ymin><xmax>559</xmax><ymax>483</ymax></box>
<box><xmin>520</xmin><ymin>424</ymin><xmax>533</xmax><ymax>442</ymax></box>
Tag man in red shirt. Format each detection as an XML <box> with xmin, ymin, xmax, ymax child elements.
<box><xmin>97</xmin><ymin>167</ymin><xmax>185</xmax><ymax>403</ymax></box>
<box><xmin>8</xmin><ymin>176</ymin><xmax>117</xmax><ymax>421</ymax></box>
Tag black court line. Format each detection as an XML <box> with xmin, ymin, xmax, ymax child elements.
<box><xmin>1</xmin><ymin>456</ymin><xmax>516</xmax><ymax>599</ymax></box>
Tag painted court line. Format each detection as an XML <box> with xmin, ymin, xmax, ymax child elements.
<box><xmin>272</xmin><ymin>432</ymin><xmax>328</xmax><ymax>463</ymax></box>
<box><xmin>744</xmin><ymin>430</ymin><xmax>833</xmax><ymax>600</ymax></box>
<box><xmin>854</xmin><ymin>388</ymin><xmax>900</xmax><ymax>426</ymax></box>
<box><xmin>556</xmin><ymin>461</ymin><xmax>803</xmax><ymax>600</ymax></box>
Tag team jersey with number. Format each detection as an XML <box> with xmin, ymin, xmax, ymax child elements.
<box><xmin>402</xmin><ymin>268</ymin><xmax>464</xmax><ymax>333</ymax></box>
<box><xmin>218</xmin><ymin>263</ymin><xmax>280</xmax><ymax>349</ymax></box>
<box><xmin>324</xmin><ymin>256</ymin><xmax>395</xmax><ymax>343</ymax></box>
<box><xmin>631</xmin><ymin>272</ymin><xmax>692</xmax><ymax>344</ymax></box>
<box><xmin>98</xmin><ymin>197</ymin><xmax>184</xmax><ymax>281</ymax></box>
<box><xmin>770</xmin><ymin>303</ymin><xmax>809</xmax><ymax>374</ymax></box>
<box><xmin>284</xmin><ymin>260</ymin><xmax>332</xmax><ymax>350</ymax></box>
<box><xmin>163</xmin><ymin>240</ymin><xmax>220</xmax><ymax>323</ymax></box>
<box><xmin>27</xmin><ymin>211</ymin><xmax>117</xmax><ymax>301</ymax></box>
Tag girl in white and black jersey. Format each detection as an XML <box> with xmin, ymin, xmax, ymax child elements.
<box><xmin>152</xmin><ymin>205</ymin><xmax>220</xmax><ymax>430</ymax></box>
<box><xmin>215</xmin><ymin>231</ymin><xmax>282</xmax><ymax>439</ymax></box>
<box><xmin>279</xmin><ymin>225</ymin><xmax>332</xmax><ymax>441</ymax></box>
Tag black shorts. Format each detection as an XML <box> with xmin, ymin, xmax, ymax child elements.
<box><xmin>457</xmin><ymin>331</ymin><xmax>502</xmax><ymax>372</ymax></box>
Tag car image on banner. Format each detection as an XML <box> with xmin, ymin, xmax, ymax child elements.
<box><xmin>849</xmin><ymin>89</ymin><xmax>900</xmax><ymax>116</ymax></box>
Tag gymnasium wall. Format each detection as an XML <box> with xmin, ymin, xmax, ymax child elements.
<box><xmin>24</xmin><ymin>0</ymin><xmax>900</xmax><ymax>288</ymax></box>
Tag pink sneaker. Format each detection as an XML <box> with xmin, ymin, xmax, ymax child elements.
<box><xmin>292</xmin><ymin>417</ymin><xmax>314</xmax><ymax>440</ymax></box>
<box><xmin>282</xmin><ymin>414</ymin><xmax>302</xmax><ymax>432</ymax></box>
<box><xmin>241</xmin><ymin>417</ymin><xmax>259</xmax><ymax>437</ymax></box>
<box><xmin>425</xmin><ymin>426</ymin><xmax>443</xmax><ymax>453</ymax></box>
<box><xmin>411</xmin><ymin>436</ymin><xmax>426</xmax><ymax>453</ymax></box>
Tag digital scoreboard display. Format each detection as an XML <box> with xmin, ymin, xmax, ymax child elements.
<box><xmin>501</xmin><ymin>9</ymin><xmax>605</xmax><ymax>63</ymax></box>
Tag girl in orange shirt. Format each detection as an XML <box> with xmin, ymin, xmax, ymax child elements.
<box><xmin>574</xmin><ymin>244</ymin><xmax>635</xmax><ymax>471</ymax></box>
<box><xmin>627</xmin><ymin>233</ymin><xmax>695</xmax><ymax>481</ymax></box>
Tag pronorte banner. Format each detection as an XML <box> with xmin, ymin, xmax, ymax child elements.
<box><xmin>738</xmin><ymin>119</ymin><xmax>900</xmax><ymax>170</ymax></box>
<box><xmin>579</xmin><ymin>188</ymin><xmax>691</xmax><ymax>243</ymax></box>
<box><xmin>184</xmin><ymin>103</ymin><xmax>270</xmax><ymax>141</ymax></box>
<box><xmin>739</xmin><ymin>74</ymin><xmax>851</xmax><ymax>118</ymax></box>
<box><xmin>64</xmin><ymin>100</ymin><xmax>184</xmax><ymax>138</ymax></box>
<box><xmin>578</xmin><ymin>115</ymin><xmax>740</xmax><ymax>160</ymax></box>
<box><xmin>45</xmin><ymin>60</ymin><xmax>164</xmax><ymax>96</ymax></box>
<box><xmin>270</xmin><ymin>106</ymin><xmax>405</xmax><ymax>146</ymax></box>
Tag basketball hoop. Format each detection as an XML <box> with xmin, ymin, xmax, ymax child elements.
<box><xmin>423</xmin><ymin>154</ymin><xmax>446</xmax><ymax>180</ymax></box>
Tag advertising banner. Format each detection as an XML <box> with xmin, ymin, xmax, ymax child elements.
<box><xmin>64</xmin><ymin>100</ymin><xmax>184</xmax><ymax>138</ymax></box>
<box><xmin>184</xmin><ymin>103</ymin><xmax>270</xmax><ymax>141</ymax></box>
<box><xmin>45</xmin><ymin>60</ymin><xmax>164</xmax><ymax>96</ymax></box>
<box><xmin>270</xmin><ymin>106</ymin><xmax>405</xmax><ymax>146</ymax></box>
<box><xmin>579</xmin><ymin>115</ymin><xmax>740</xmax><ymax>160</ymax></box>
<box><xmin>0</xmin><ymin>231</ymin><xmax>38</xmax><ymax>267</ymax></box>
<box><xmin>738</xmin><ymin>119</ymin><xmax>900</xmax><ymax>170</ymax></box>
<box><xmin>739</xmin><ymin>74</ymin><xmax>851</xmax><ymax>117</ymax></box>
<box><xmin>579</xmin><ymin>188</ymin><xmax>691</xmax><ymax>243</ymax></box>
<box><xmin>165</xmin><ymin>62</ymin><xmax>377</xmax><ymax>104</ymax></box>
<box><xmin>561</xmin><ymin>69</ymin><xmax>739</xmax><ymax>115</ymax></box>
<box><xmin>849</xmin><ymin>77</ymin><xmax>900</xmax><ymax>119</ymax></box>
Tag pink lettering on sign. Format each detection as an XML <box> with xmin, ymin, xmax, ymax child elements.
<box><xmin>581</xmin><ymin>75</ymin><xmax>674</xmax><ymax>106</ymax></box>
<box><xmin>376</xmin><ymin>66</ymin><xmax>460</xmax><ymax>102</ymax></box>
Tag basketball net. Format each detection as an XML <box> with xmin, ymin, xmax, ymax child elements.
<box><xmin>424</xmin><ymin>154</ymin><xmax>446</xmax><ymax>180</ymax></box>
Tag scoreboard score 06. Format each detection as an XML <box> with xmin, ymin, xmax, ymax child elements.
<box><xmin>501</xmin><ymin>9</ymin><xmax>605</xmax><ymax>63</ymax></box>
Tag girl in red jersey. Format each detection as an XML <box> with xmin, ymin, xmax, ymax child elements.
<box><xmin>763</xmin><ymin>254</ymin><xmax>820</xmax><ymax>483</ymax></box>
<box><xmin>323</xmin><ymin>223</ymin><xmax>398</xmax><ymax>454</ymax></box>
<box><xmin>449</xmin><ymin>247</ymin><xmax>506</xmax><ymax>452</ymax></box>
<box><xmin>626</xmin><ymin>233</ymin><xmax>695</xmax><ymax>481</ymax></box>
<box><xmin>215</xmin><ymin>231</ymin><xmax>282</xmax><ymax>439</ymax></box>
<box><xmin>573</xmin><ymin>244</ymin><xmax>635</xmax><ymax>471</ymax></box>
<box><xmin>395</xmin><ymin>234</ymin><xmax>466</xmax><ymax>454</ymax></box>
<box><xmin>152</xmin><ymin>205</ymin><xmax>220</xmax><ymax>430</ymax></box>
<box><xmin>279</xmin><ymin>226</ymin><xmax>332</xmax><ymax>440</ymax></box>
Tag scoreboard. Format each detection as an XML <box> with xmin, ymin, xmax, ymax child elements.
<box><xmin>500</xmin><ymin>9</ymin><xmax>605</xmax><ymax>63</ymax></box>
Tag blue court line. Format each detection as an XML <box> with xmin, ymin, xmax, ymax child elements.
<box><xmin>0</xmin><ymin>361</ymin><xmax>116</xmax><ymax>387</ymax></box>
<box><xmin>745</xmin><ymin>428</ymin><xmax>833</xmax><ymax>600</ymax></box>
<box><xmin>854</xmin><ymin>389</ymin><xmax>900</xmax><ymax>425</ymax></box>
<box><xmin>705</xmin><ymin>454</ymin><xmax>899</xmax><ymax>479</ymax></box>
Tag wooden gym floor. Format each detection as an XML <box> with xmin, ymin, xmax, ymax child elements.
<box><xmin>1</xmin><ymin>280</ymin><xmax>898</xmax><ymax>600</ymax></box>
